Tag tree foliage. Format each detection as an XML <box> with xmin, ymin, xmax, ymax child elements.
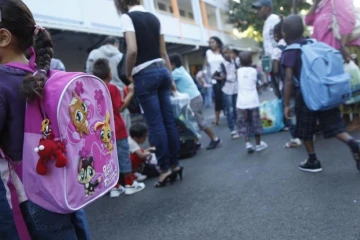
<box><xmin>228</xmin><ymin>0</ymin><xmax>311</xmax><ymax>41</ymax></box>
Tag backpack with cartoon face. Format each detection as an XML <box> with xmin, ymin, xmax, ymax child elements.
<box><xmin>13</xmin><ymin>61</ymin><xmax>119</xmax><ymax>213</ymax></box>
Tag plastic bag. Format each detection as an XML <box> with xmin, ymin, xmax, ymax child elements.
<box><xmin>260</xmin><ymin>99</ymin><xmax>285</xmax><ymax>134</ymax></box>
<box><xmin>170</xmin><ymin>92</ymin><xmax>201</xmax><ymax>139</ymax></box>
<box><xmin>344</xmin><ymin>61</ymin><xmax>360</xmax><ymax>104</ymax></box>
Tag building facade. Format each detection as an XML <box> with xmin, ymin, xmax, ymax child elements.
<box><xmin>23</xmin><ymin>0</ymin><xmax>260</xmax><ymax>72</ymax></box>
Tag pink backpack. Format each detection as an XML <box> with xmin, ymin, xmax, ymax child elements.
<box><xmin>9</xmin><ymin>59</ymin><xmax>119</xmax><ymax>214</ymax></box>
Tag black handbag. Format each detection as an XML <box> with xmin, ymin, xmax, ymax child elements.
<box><xmin>117</xmin><ymin>39</ymin><xmax>131</xmax><ymax>86</ymax></box>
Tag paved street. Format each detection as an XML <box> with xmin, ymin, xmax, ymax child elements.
<box><xmin>86</xmin><ymin>93</ymin><xmax>360</xmax><ymax>240</ymax></box>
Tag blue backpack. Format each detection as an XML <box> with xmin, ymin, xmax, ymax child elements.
<box><xmin>285</xmin><ymin>39</ymin><xmax>351</xmax><ymax>111</ymax></box>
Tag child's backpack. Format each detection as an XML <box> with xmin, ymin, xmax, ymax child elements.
<box><xmin>9</xmin><ymin>59</ymin><xmax>119</xmax><ymax>214</ymax></box>
<box><xmin>285</xmin><ymin>39</ymin><xmax>351</xmax><ymax>111</ymax></box>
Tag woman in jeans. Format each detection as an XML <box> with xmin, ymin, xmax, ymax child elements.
<box><xmin>204</xmin><ymin>37</ymin><xmax>225</xmax><ymax>125</ymax></box>
<box><xmin>115</xmin><ymin>0</ymin><xmax>182</xmax><ymax>187</ymax></box>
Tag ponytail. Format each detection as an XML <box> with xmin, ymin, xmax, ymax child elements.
<box><xmin>21</xmin><ymin>29</ymin><xmax>53</xmax><ymax>100</ymax></box>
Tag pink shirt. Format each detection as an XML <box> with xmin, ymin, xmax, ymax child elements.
<box><xmin>305</xmin><ymin>0</ymin><xmax>360</xmax><ymax>49</ymax></box>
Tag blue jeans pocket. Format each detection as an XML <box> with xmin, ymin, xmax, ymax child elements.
<box><xmin>22</xmin><ymin>201</ymin><xmax>69</xmax><ymax>231</ymax></box>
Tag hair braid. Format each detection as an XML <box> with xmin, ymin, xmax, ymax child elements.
<box><xmin>21</xmin><ymin>29</ymin><xmax>53</xmax><ymax>100</ymax></box>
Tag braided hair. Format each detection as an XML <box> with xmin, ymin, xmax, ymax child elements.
<box><xmin>0</xmin><ymin>0</ymin><xmax>53</xmax><ymax>100</ymax></box>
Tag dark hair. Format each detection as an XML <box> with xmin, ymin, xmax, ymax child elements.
<box><xmin>283</xmin><ymin>14</ymin><xmax>304</xmax><ymax>41</ymax></box>
<box><xmin>169</xmin><ymin>53</ymin><xmax>182</xmax><ymax>68</ymax></box>
<box><xmin>209</xmin><ymin>36</ymin><xmax>223</xmax><ymax>49</ymax></box>
<box><xmin>114</xmin><ymin>0</ymin><xmax>141</xmax><ymax>14</ymax></box>
<box><xmin>232</xmin><ymin>49</ymin><xmax>240</xmax><ymax>55</ymax></box>
<box><xmin>103</xmin><ymin>36</ymin><xmax>119</xmax><ymax>46</ymax></box>
<box><xmin>130</xmin><ymin>124</ymin><xmax>148</xmax><ymax>138</ymax></box>
<box><xmin>274</xmin><ymin>18</ymin><xmax>283</xmax><ymax>39</ymax></box>
<box><xmin>93</xmin><ymin>59</ymin><xmax>111</xmax><ymax>80</ymax></box>
<box><xmin>0</xmin><ymin>0</ymin><xmax>53</xmax><ymax>100</ymax></box>
<box><xmin>221</xmin><ymin>45</ymin><xmax>231</xmax><ymax>53</ymax></box>
<box><xmin>239</xmin><ymin>51</ymin><xmax>253</xmax><ymax>67</ymax></box>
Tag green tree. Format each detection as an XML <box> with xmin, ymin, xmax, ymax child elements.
<box><xmin>228</xmin><ymin>0</ymin><xmax>311</xmax><ymax>42</ymax></box>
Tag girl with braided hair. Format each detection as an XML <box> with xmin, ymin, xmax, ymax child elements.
<box><xmin>0</xmin><ymin>1</ymin><xmax>90</xmax><ymax>239</ymax></box>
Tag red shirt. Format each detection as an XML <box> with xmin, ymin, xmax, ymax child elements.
<box><xmin>106</xmin><ymin>83</ymin><xmax>128</xmax><ymax>140</ymax></box>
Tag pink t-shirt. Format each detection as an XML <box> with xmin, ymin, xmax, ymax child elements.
<box><xmin>305</xmin><ymin>0</ymin><xmax>360</xmax><ymax>49</ymax></box>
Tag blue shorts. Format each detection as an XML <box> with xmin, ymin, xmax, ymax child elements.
<box><xmin>117</xmin><ymin>138</ymin><xmax>132</xmax><ymax>174</ymax></box>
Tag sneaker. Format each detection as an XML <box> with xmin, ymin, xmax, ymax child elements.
<box><xmin>231</xmin><ymin>131</ymin><xmax>240</xmax><ymax>139</ymax></box>
<box><xmin>125</xmin><ymin>181</ymin><xmax>145</xmax><ymax>195</ymax></box>
<box><xmin>134</xmin><ymin>172</ymin><xmax>147</xmax><ymax>182</ymax></box>
<box><xmin>255</xmin><ymin>141</ymin><xmax>268</xmax><ymax>152</ymax></box>
<box><xmin>110</xmin><ymin>186</ymin><xmax>125</xmax><ymax>198</ymax></box>
<box><xmin>350</xmin><ymin>140</ymin><xmax>360</xmax><ymax>171</ymax></box>
<box><xmin>299</xmin><ymin>159</ymin><xmax>322</xmax><ymax>173</ymax></box>
<box><xmin>246</xmin><ymin>142</ymin><xmax>254</xmax><ymax>154</ymax></box>
<box><xmin>206</xmin><ymin>138</ymin><xmax>221</xmax><ymax>150</ymax></box>
<box><xmin>291</xmin><ymin>138</ymin><xmax>302</xmax><ymax>146</ymax></box>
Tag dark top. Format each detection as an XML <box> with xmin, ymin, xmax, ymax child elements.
<box><xmin>128</xmin><ymin>11</ymin><xmax>161</xmax><ymax>66</ymax></box>
<box><xmin>0</xmin><ymin>65</ymin><xmax>27</xmax><ymax>161</ymax></box>
<box><xmin>281</xmin><ymin>38</ymin><xmax>308</xmax><ymax>83</ymax></box>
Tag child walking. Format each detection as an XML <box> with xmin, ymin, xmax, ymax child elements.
<box><xmin>282</xmin><ymin>15</ymin><xmax>360</xmax><ymax>172</ymax></box>
<box><xmin>237</xmin><ymin>52</ymin><xmax>268</xmax><ymax>153</ymax></box>
<box><xmin>169</xmin><ymin>53</ymin><xmax>221</xmax><ymax>150</ymax></box>
<box><xmin>271</xmin><ymin>19</ymin><xmax>301</xmax><ymax>148</ymax></box>
<box><xmin>220</xmin><ymin>46</ymin><xmax>239</xmax><ymax>139</ymax></box>
<box><xmin>0</xmin><ymin>0</ymin><xmax>90</xmax><ymax>239</ymax></box>
<box><xmin>92</xmin><ymin>59</ymin><xmax>145</xmax><ymax>197</ymax></box>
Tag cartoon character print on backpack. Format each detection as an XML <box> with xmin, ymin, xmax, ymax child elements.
<box><xmin>69</xmin><ymin>91</ymin><xmax>89</xmax><ymax>137</ymax></box>
<box><xmin>94</xmin><ymin>111</ymin><xmax>113</xmax><ymax>154</ymax></box>
<box><xmin>77</xmin><ymin>155</ymin><xmax>102</xmax><ymax>197</ymax></box>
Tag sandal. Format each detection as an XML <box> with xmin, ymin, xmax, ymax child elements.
<box><xmin>154</xmin><ymin>171</ymin><xmax>175</xmax><ymax>188</ymax></box>
<box><xmin>284</xmin><ymin>139</ymin><xmax>302</xmax><ymax>148</ymax></box>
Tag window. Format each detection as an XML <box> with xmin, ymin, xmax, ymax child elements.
<box><xmin>177</xmin><ymin>0</ymin><xmax>195</xmax><ymax>21</ymax></box>
<box><xmin>157</xmin><ymin>2</ymin><xmax>166</xmax><ymax>11</ymax></box>
<box><xmin>154</xmin><ymin>0</ymin><xmax>173</xmax><ymax>14</ymax></box>
<box><xmin>179</xmin><ymin>9</ymin><xmax>186</xmax><ymax>17</ymax></box>
<box><xmin>188</xmin><ymin>12</ymin><xmax>194</xmax><ymax>20</ymax></box>
<box><xmin>220</xmin><ymin>9</ymin><xmax>233</xmax><ymax>31</ymax></box>
<box><xmin>205</xmin><ymin>3</ymin><xmax>218</xmax><ymax>28</ymax></box>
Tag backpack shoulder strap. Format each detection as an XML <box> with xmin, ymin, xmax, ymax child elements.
<box><xmin>284</xmin><ymin>43</ymin><xmax>302</xmax><ymax>51</ymax></box>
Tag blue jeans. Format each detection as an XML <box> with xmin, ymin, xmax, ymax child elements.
<box><xmin>223</xmin><ymin>93</ymin><xmax>238</xmax><ymax>132</ymax></box>
<box><xmin>203</xmin><ymin>87</ymin><xmax>213</xmax><ymax>108</ymax></box>
<box><xmin>20</xmin><ymin>201</ymin><xmax>90</xmax><ymax>240</ymax></box>
<box><xmin>0</xmin><ymin>180</ymin><xmax>19</xmax><ymax>240</ymax></box>
<box><xmin>134</xmin><ymin>65</ymin><xmax>180</xmax><ymax>171</ymax></box>
<box><xmin>116</xmin><ymin>138</ymin><xmax>132</xmax><ymax>174</ymax></box>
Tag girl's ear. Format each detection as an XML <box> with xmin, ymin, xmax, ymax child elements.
<box><xmin>0</xmin><ymin>29</ymin><xmax>12</xmax><ymax>48</ymax></box>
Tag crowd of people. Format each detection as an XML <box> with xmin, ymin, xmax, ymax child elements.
<box><xmin>0</xmin><ymin>0</ymin><xmax>360</xmax><ymax>239</ymax></box>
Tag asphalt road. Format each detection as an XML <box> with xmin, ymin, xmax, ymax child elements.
<box><xmin>86</xmin><ymin>92</ymin><xmax>360</xmax><ymax>240</ymax></box>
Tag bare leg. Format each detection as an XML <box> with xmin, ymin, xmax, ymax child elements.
<box><xmin>336</xmin><ymin>132</ymin><xmax>353</xmax><ymax>143</ymax></box>
<box><xmin>204</xmin><ymin>128</ymin><xmax>217</xmax><ymax>141</ymax></box>
<box><xmin>244</xmin><ymin>136</ymin><xmax>250</xmax><ymax>143</ymax></box>
<box><xmin>215</xmin><ymin>111</ymin><xmax>220</xmax><ymax>125</ymax></box>
<box><xmin>255</xmin><ymin>135</ymin><xmax>261</xmax><ymax>145</ymax></box>
<box><xmin>304</xmin><ymin>140</ymin><xmax>315</xmax><ymax>154</ymax></box>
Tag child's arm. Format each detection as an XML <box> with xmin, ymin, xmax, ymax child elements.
<box><xmin>135</xmin><ymin>149</ymin><xmax>152</xmax><ymax>160</ymax></box>
<box><xmin>211</xmin><ymin>71</ymin><xmax>226</xmax><ymax>81</ymax></box>
<box><xmin>272</xmin><ymin>60</ymin><xmax>280</xmax><ymax>75</ymax></box>
<box><xmin>283</xmin><ymin>67</ymin><xmax>294</xmax><ymax>119</ymax></box>
<box><xmin>118</xmin><ymin>84</ymin><xmax>134</xmax><ymax>113</ymax></box>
